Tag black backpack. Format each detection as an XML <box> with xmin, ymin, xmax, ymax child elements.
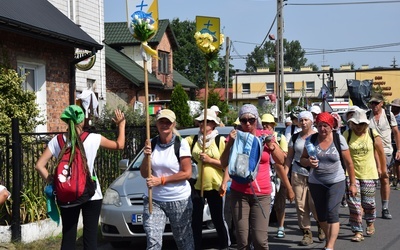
<box><xmin>309</xmin><ymin>132</ymin><xmax>345</xmax><ymax>173</ymax></box>
<box><xmin>151</xmin><ymin>135</ymin><xmax>182</xmax><ymax>162</ymax></box>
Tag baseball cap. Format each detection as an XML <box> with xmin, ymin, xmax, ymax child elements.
<box><xmin>210</xmin><ymin>105</ymin><xmax>221</xmax><ymax>113</ymax></box>
<box><xmin>369</xmin><ymin>93</ymin><xmax>384</xmax><ymax>103</ymax></box>
<box><xmin>156</xmin><ymin>109</ymin><xmax>176</xmax><ymax>123</ymax></box>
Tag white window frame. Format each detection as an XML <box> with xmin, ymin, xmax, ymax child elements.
<box><xmin>306</xmin><ymin>81</ymin><xmax>315</xmax><ymax>93</ymax></box>
<box><xmin>17</xmin><ymin>62</ymin><xmax>47</xmax><ymax>132</ymax></box>
<box><xmin>266</xmin><ymin>82</ymin><xmax>274</xmax><ymax>93</ymax></box>
<box><xmin>242</xmin><ymin>83</ymin><xmax>250</xmax><ymax>94</ymax></box>
<box><xmin>286</xmin><ymin>82</ymin><xmax>294</xmax><ymax>93</ymax></box>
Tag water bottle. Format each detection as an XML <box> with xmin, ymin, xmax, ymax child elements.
<box><xmin>305</xmin><ymin>138</ymin><xmax>318</xmax><ymax>160</ymax></box>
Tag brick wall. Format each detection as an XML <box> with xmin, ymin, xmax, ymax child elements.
<box><xmin>152</xmin><ymin>33</ymin><xmax>174</xmax><ymax>88</ymax></box>
<box><xmin>1</xmin><ymin>30</ymin><xmax>75</xmax><ymax>132</ymax></box>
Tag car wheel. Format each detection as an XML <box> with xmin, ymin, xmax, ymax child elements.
<box><xmin>110</xmin><ymin>241</ymin><xmax>131</xmax><ymax>248</ymax></box>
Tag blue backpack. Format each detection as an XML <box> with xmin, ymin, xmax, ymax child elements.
<box><xmin>228</xmin><ymin>130</ymin><xmax>263</xmax><ymax>184</ymax></box>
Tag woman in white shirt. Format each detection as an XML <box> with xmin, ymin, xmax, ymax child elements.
<box><xmin>140</xmin><ymin>109</ymin><xmax>194</xmax><ymax>250</ymax></box>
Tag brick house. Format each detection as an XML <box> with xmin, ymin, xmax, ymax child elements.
<box><xmin>0</xmin><ymin>0</ymin><xmax>103</xmax><ymax>132</ymax></box>
<box><xmin>104</xmin><ymin>20</ymin><xmax>197</xmax><ymax>109</ymax></box>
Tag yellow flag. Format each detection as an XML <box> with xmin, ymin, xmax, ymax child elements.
<box><xmin>196</xmin><ymin>16</ymin><xmax>221</xmax><ymax>49</ymax></box>
<box><xmin>126</xmin><ymin>0</ymin><xmax>159</xmax><ymax>30</ymax></box>
<box><xmin>148</xmin><ymin>0</ymin><xmax>158</xmax><ymax>31</ymax></box>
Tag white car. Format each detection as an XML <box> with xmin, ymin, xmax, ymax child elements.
<box><xmin>100</xmin><ymin>126</ymin><xmax>233</xmax><ymax>248</ymax></box>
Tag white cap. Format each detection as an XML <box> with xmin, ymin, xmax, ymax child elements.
<box><xmin>210</xmin><ymin>105</ymin><xmax>221</xmax><ymax>113</ymax></box>
<box><xmin>309</xmin><ymin>105</ymin><xmax>321</xmax><ymax>115</ymax></box>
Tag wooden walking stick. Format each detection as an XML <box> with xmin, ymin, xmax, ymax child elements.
<box><xmin>195</xmin><ymin>16</ymin><xmax>223</xmax><ymax>197</ymax></box>
<box><xmin>200</xmin><ymin>65</ymin><xmax>209</xmax><ymax>197</ymax></box>
<box><xmin>128</xmin><ymin>0</ymin><xmax>159</xmax><ymax>213</ymax></box>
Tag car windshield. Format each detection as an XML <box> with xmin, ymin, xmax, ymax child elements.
<box><xmin>128</xmin><ymin>126</ymin><xmax>233</xmax><ymax>171</ymax></box>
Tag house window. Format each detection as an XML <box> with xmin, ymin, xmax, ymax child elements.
<box><xmin>17</xmin><ymin>62</ymin><xmax>47</xmax><ymax>132</ymax></box>
<box><xmin>286</xmin><ymin>82</ymin><xmax>294</xmax><ymax>93</ymax></box>
<box><xmin>266</xmin><ymin>82</ymin><xmax>274</xmax><ymax>93</ymax></box>
<box><xmin>158</xmin><ymin>51</ymin><xmax>169</xmax><ymax>74</ymax></box>
<box><xmin>306</xmin><ymin>81</ymin><xmax>315</xmax><ymax>93</ymax></box>
<box><xmin>148</xmin><ymin>94</ymin><xmax>156</xmax><ymax>102</ymax></box>
<box><xmin>242</xmin><ymin>83</ymin><xmax>250</xmax><ymax>94</ymax></box>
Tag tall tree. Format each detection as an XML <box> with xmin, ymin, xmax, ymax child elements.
<box><xmin>245</xmin><ymin>39</ymin><xmax>307</xmax><ymax>72</ymax></box>
<box><xmin>171</xmin><ymin>19</ymin><xmax>206</xmax><ymax>88</ymax></box>
<box><xmin>169</xmin><ymin>84</ymin><xmax>193</xmax><ymax>128</ymax></box>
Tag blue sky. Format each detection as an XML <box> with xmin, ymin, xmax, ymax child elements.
<box><xmin>104</xmin><ymin>0</ymin><xmax>400</xmax><ymax>71</ymax></box>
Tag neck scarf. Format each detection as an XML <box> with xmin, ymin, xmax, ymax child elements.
<box><xmin>197</xmin><ymin>129</ymin><xmax>219</xmax><ymax>148</ymax></box>
<box><xmin>157</xmin><ymin>134</ymin><xmax>176</xmax><ymax>148</ymax></box>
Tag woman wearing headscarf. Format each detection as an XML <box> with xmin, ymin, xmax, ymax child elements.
<box><xmin>35</xmin><ymin>105</ymin><xmax>126</xmax><ymax>250</ymax></box>
<box><xmin>220</xmin><ymin>104</ymin><xmax>288</xmax><ymax>249</ymax></box>
<box><xmin>343</xmin><ymin>109</ymin><xmax>386</xmax><ymax>242</ymax></box>
<box><xmin>285</xmin><ymin>111</ymin><xmax>323</xmax><ymax>246</ymax></box>
<box><xmin>140</xmin><ymin>109</ymin><xmax>194</xmax><ymax>250</ymax></box>
<box><xmin>186</xmin><ymin>109</ymin><xmax>229</xmax><ymax>250</ymax></box>
<box><xmin>300</xmin><ymin>112</ymin><xmax>357</xmax><ymax>250</ymax></box>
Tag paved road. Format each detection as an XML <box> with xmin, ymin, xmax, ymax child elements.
<box><xmin>99</xmin><ymin>186</ymin><xmax>400</xmax><ymax>249</ymax></box>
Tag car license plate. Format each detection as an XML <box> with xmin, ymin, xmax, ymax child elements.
<box><xmin>131</xmin><ymin>214</ymin><xmax>143</xmax><ymax>224</ymax></box>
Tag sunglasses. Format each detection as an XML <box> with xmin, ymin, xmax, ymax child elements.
<box><xmin>370</xmin><ymin>101</ymin><xmax>380</xmax><ymax>105</ymax></box>
<box><xmin>240</xmin><ymin>118</ymin><xmax>256</xmax><ymax>124</ymax></box>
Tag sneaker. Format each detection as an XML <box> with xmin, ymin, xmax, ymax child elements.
<box><xmin>318</xmin><ymin>225</ymin><xmax>326</xmax><ymax>241</ymax></box>
<box><xmin>300</xmin><ymin>229</ymin><xmax>313</xmax><ymax>246</ymax></box>
<box><xmin>382</xmin><ymin>209</ymin><xmax>392</xmax><ymax>219</ymax></box>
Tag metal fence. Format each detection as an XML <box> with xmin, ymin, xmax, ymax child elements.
<box><xmin>0</xmin><ymin>126</ymin><xmax>159</xmax><ymax>198</ymax></box>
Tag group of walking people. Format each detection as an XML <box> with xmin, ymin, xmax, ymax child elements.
<box><xmin>33</xmin><ymin>92</ymin><xmax>400</xmax><ymax>250</ymax></box>
<box><xmin>138</xmin><ymin>95</ymin><xmax>400</xmax><ymax>250</ymax></box>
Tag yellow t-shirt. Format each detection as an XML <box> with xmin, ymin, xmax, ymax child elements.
<box><xmin>275</xmin><ymin>131</ymin><xmax>288</xmax><ymax>153</ymax></box>
<box><xmin>343</xmin><ymin>129</ymin><xmax>379</xmax><ymax>179</ymax></box>
<box><xmin>186</xmin><ymin>135</ymin><xmax>226</xmax><ymax>191</ymax></box>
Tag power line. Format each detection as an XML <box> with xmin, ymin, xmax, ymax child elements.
<box><xmin>287</xmin><ymin>0</ymin><xmax>400</xmax><ymax>6</ymax></box>
<box><xmin>304</xmin><ymin>42</ymin><xmax>400</xmax><ymax>55</ymax></box>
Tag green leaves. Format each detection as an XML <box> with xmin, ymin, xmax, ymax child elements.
<box><xmin>0</xmin><ymin>67</ymin><xmax>43</xmax><ymax>134</ymax></box>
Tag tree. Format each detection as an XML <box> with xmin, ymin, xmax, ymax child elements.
<box><xmin>171</xmin><ymin>19</ymin><xmax>207</xmax><ymax>88</ymax></box>
<box><xmin>169</xmin><ymin>84</ymin><xmax>193</xmax><ymax>128</ymax></box>
<box><xmin>245</xmin><ymin>39</ymin><xmax>307</xmax><ymax>72</ymax></box>
<box><xmin>0</xmin><ymin>67</ymin><xmax>43</xmax><ymax>134</ymax></box>
<box><xmin>171</xmin><ymin>18</ymin><xmax>227</xmax><ymax>89</ymax></box>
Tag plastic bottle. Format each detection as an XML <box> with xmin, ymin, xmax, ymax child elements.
<box><xmin>305</xmin><ymin>138</ymin><xmax>318</xmax><ymax>160</ymax></box>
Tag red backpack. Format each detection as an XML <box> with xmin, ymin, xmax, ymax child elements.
<box><xmin>54</xmin><ymin>132</ymin><xmax>96</xmax><ymax>206</ymax></box>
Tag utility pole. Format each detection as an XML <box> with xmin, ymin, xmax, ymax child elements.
<box><xmin>225</xmin><ymin>37</ymin><xmax>230</xmax><ymax>105</ymax></box>
<box><xmin>277</xmin><ymin>0</ymin><xmax>285</xmax><ymax>122</ymax></box>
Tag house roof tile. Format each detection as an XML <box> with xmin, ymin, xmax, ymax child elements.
<box><xmin>0</xmin><ymin>0</ymin><xmax>102</xmax><ymax>51</ymax></box>
<box><xmin>105</xmin><ymin>44</ymin><xmax>162</xmax><ymax>87</ymax></box>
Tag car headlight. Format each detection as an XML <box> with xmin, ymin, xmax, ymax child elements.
<box><xmin>102</xmin><ymin>188</ymin><xmax>122</xmax><ymax>207</ymax></box>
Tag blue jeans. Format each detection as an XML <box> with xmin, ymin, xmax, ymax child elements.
<box><xmin>143</xmin><ymin>196</ymin><xmax>194</xmax><ymax>250</ymax></box>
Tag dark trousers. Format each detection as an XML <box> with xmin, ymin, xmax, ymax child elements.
<box><xmin>309</xmin><ymin>181</ymin><xmax>345</xmax><ymax>223</ymax></box>
<box><xmin>192</xmin><ymin>189</ymin><xmax>230</xmax><ymax>250</ymax></box>
<box><xmin>59</xmin><ymin>199</ymin><xmax>102</xmax><ymax>250</ymax></box>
